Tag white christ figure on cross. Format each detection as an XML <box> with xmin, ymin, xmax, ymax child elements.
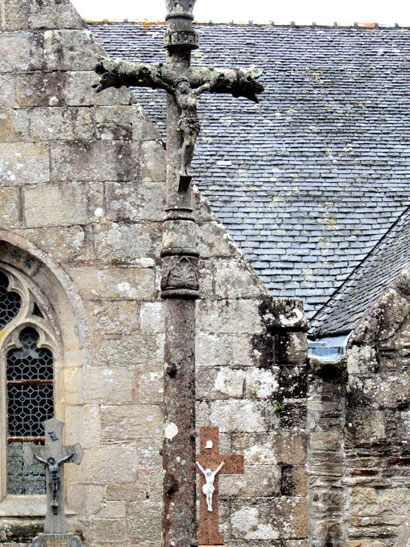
<box><xmin>196</xmin><ymin>460</ymin><xmax>225</xmax><ymax>512</ymax></box>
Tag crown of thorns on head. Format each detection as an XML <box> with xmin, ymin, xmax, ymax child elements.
<box><xmin>173</xmin><ymin>77</ymin><xmax>190</xmax><ymax>89</ymax></box>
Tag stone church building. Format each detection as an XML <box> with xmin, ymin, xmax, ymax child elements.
<box><xmin>0</xmin><ymin>0</ymin><xmax>409</xmax><ymax>545</ymax></box>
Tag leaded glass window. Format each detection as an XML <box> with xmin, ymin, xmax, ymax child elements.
<box><xmin>0</xmin><ymin>268</ymin><xmax>56</xmax><ymax>496</ymax></box>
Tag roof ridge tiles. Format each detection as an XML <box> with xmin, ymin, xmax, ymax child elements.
<box><xmin>87</xmin><ymin>20</ymin><xmax>409</xmax><ymax>30</ymax></box>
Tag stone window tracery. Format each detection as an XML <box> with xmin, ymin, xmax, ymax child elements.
<box><xmin>0</xmin><ymin>265</ymin><xmax>58</xmax><ymax>497</ymax></box>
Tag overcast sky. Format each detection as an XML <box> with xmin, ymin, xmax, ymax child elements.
<box><xmin>71</xmin><ymin>0</ymin><xmax>410</xmax><ymax>26</ymax></box>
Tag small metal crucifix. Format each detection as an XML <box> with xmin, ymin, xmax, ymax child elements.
<box><xmin>196</xmin><ymin>427</ymin><xmax>244</xmax><ymax>545</ymax></box>
<box><xmin>23</xmin><ymin>418</ymin><xmax>83</xmax><ymax>534</ymax></box>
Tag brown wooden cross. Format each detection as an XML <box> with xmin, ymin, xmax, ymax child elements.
<box><xmin>196</xmin><ymin>427</ymin><xmax>244</xmax><ymax>546</ymax></box>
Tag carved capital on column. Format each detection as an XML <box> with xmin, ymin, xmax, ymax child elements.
<box><xmin>161</xmin><ymin>255</ymin><xmax>199</xmax><ymax>299</ymax></box>
<box><xmin>165</xmin><ymin>0</ymin><xmax>199</xmax><ymax>50</ymax></box>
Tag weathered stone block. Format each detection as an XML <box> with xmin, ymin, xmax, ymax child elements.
<box><xmin>91</xmin><ymin>518</ymin><xmax>126</xmax><ymax>543</ymax></box>
<box><xmin>231</xmin><ymin>498</ymin><xmax>308</xmax><ymax>540</ymax></box>
<box><xmin>106</xmin><ymin>482</ymin><xmax>141</xmax><ymax>503</ymax></box>
<box><xmin>135</xmin><ymin>436</ymin><xmax>162</xmax><ymax>468</ymax></box>
<box><xmin>345</xmin><ymin>408</ymin><xmax>385</xmax><ymax>442</ymax></box>
<box><xmin>232</xmin><ymin>433</ymin><xmax>306</xmax><ymax>465</ymax></box>
<box><xmin>281</xmin><ymin>465</ymin><xmax>307</xmax><ymax>497</ymax></box>
<box><xmin>90</xmin><ymin>300</ymin><xmax>141</xmax><ymax>334</ymax></box>
<box><xmin>275</xmin><ymin>331</ymin><xmax>307</xmax><ymax>366</ymax></box>
<box><xmin>86</xmin><ymin>367</ymin><xmax>134</xmax><ymax>404</ymax></box>
<box><xmin>347</xmin><ymin>343</ymin><xmax>378</xmax><ymax>375</ymax></box>
<box><xmin>64</xmin><ymin>71</ymin><xmax>132</xmax><ymax>107</ymax></box>
<box><xmin>134</xmin><ymin>363</ymin><xmax>163</xmax><ymax>404</ymax></box>
<box><xmin>95</xmin><ymin>104</ymin><xmax>141</xmax><ymax>127</ymax></box>
<box><xmin>220</xmin><ymin>464</ymin><xmax>281</xmax><ymax>498</ymax></box>
<box><xmin>63</xmin><ymin>366</ymin><xmax>84</xmax><ymax>405</ymax></box>
<box><xmin>351</xmin><ymin>487</ymin><xmax>410</xmax><ymax>516</ymax></box>
<box><xmin>15</xmin><ymin>72</ymin><xmax>67</xmax><ymax>108</ymax></box>
<box><xmin>69</xmin><ymin>267</ymin><xmax>155</xmax><ymax>300</ymax></box>
<box><xmin>106</xmin><ymin>470</ymin><xmax>161</xmax><ymax>505</ymax></box>
<box><xmin>51</xmin><ymin>141</ymin><xmax>139</xmax><ymax>182</ymax></box>
<box><xmin>141</xmin><ymin>140</ymin><xmax>166</xmax><ymax>182</ymax></box>
<box><xmin>66</xmin><ymin>483</ymin><xmax>105</xmax><ymax>517</ymax></box>
<box><xmin>196</xmin><ymin>366</ymin><xmax>245</xmax><ymax>400</ymax></box>
<box><xmin>193</xmin><ymin>187</ymin><xmax>214</xmax><ymax>221</ymax></box>
<box><xmin>196</xmin><ymin>332</ymin><xmax>234</xmax><ymax>367</ymax></box>
<box><xmin>44</xmin><ymin>29</ymin><xmax>104</xmax><ymax>71</ymax></box>
<box><xmin>127</xmin><ymin>501</ymin><xmax>162</xmax><ymax>542</ymax></box>
<box><xmin>207</xmin><ymin>400</ymin><xmax>275</xmax><ymax>433</ymax></box>
<box><xmin>0</xmin><ymin>143</ymin><xmax>49</xmax><ymax>184</ymax></box>
<box><xmin>214</xmin><ymin>258</ymin><xmax>266</xmax><ymax>299</ymax></box>
<box><xmin>101</xmin><ymin>405</ymin><xmax>163</xmax><ymax>441</ymax></box>
<box><xmin>140</xmin><ymin>302</ymin><xmax>164</xmax><ymax>334</ymax></box>
<box><xmin>24</xmin><ymin>183</ymin><xmax>103</xmax><ymax>227</ymax></box>
<box><xmin>197</xmin><ymin>220</ymin><xmax>240</xmax><ymax>258</ymax></box>
<box><xmin>96</xmin><ymin>502</ymin><xmax>126</xmax><ymax>519</ymax></box>
<box><xmin>246</xmin><ymin>367</ymin><xmax>279</xmax><ymax>399</ymax></box>
<box><xmin>2</xmin><ymin>0</ymin><xmax>29</xmax><ymax>30</ymax></box>
<box><xmin>0</xmin><ymin>187</ymin><xmax>20</xmax><ymax>227</ymax></box>
<box><xmin>93</xmin><ymin>222</ymin><xmax>162</xmax><ymax>262</ymax></box>
<box><xmin>0</xmin><ymin>75</ymin><xmax>16</xmax><ymax>107</ymax></box>
<box><xmin>105</xmin><ymin>181</ymin><xmax>165</xmax><ymax>222</ymax></box>
<box><xmin>349</xmin><ymin>372</ymin><xmax>410</xmax><ymax>409</ymax></box>
<box><xmin>25</xmin><ymin>226</ymin><xmax>89</xmax><ymax>261</ymax></box>
<box><xmin>0</xmin><ymin>108</ymin><xmax>30</xmax><ymax>141</ymax></box>
<box><xmin>94</xmin><ymin>332</ymin><xmax>163</xmax><ymax>368</ymax></box>
<box><xmin>30</xmin><ymin>107</ymin><xmax>95</xmax><ymax>141</ymax></box>
<box><xmin>69</xmin><ymin>445</ymin><xmax>137</xmax><ymax>484</ymax></box>
<box><xmin>29</xmin><ymin>0</ymin><xmax>84</xmax><ymax>29</ymax></box>
<box><xmin>64</xmin><ymin>405</ymin><xmax>101</xmax><ymax>449</ymax></box>
<box><xmin>310</xmin><ymin>431</ymin><xmax>340</xmax><ymax>452</ymax></box>
<box><xmin>0</xmin><ymin>32</ymin><xmax>42</xmax><ymax>72</ymax></box>
<box><xmin>197</xmin><ymin>299</ymin><xmax>264</xmax><ymax>335</ymax></box>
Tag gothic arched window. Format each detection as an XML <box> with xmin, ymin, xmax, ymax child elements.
<box><xmin>0</xmin><ymin>266</ymin><xmax>57</xmax><ymax>497</ymax></box>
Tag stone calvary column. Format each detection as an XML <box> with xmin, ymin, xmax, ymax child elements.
<box><xmin>93</xmin><ymin>2</ymin><xmax>263</xmax><ymax>545</ymax></box>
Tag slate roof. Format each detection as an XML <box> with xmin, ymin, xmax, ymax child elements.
<box><xmin>310</xmin><ymin>206</ymin><xmax>410</xmax><ymax>337</ymax></box>
<box><xmin>90</xmin><ymin>22</ymin><xmax>410</xmax><ymax>329</ymax></box>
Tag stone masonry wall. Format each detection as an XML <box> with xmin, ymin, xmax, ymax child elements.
<box><xmin>343</xmin><ymin>268</ymin><xmax>410</xmax><ymax>547</ymax></box>
<box><xmin>0</xmin><ymin>1</ymin><xmax>309</xmax><ymax>545</ymax></box>
<box><xmin>308</xmin><ymin>266</ymin><xmax>410</xmax><ymax>547</ymax></box>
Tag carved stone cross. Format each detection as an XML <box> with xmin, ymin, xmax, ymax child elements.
<box><xmin>23</xmin><ymin>418</ymin><xmax>83</xmax><ymax>534</ymax></box>
<box><xmin>196</xmin><ymin>427</ymin><xmax>244</xmax><ymax>545</ymax></box>
<box><xmin>93</xmin><ymin>2</ymin><xmax>261</xmax><ymax>544</ymax></box>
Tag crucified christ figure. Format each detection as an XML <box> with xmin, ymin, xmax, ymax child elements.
<box><xmin>93</xmin><ymin>57</ymin><xmax>263</xmax><ymax>191</ymax></box>
<box><xmin>196</xmin><ymin>460</ymin><xmax>225</xmax><ymax>512</ymax></box>
<box><xmin>173</xmin><ymin>77</ymin><xmax>212</xmax><ymax>183</ymax></box>
<box><xmin>34</xmin><ymin>453</ymin><xmax>74</xmax><ymax>514</ymax></box>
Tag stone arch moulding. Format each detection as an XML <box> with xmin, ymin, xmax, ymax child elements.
<box><xmin>0</xmin><ymin>234</ymin><xmax>89</xmax><ymax>517</ymax></box>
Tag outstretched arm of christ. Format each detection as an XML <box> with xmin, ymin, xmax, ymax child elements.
<box><xmin>33</xmin><ymin>453</ymin><xmax>48</xmax><ymax>465</ymax></box>
<box><xmin>196</xmin><ymin>461</ymin><xmax>206</xmax><ymax>475</ymax></box>
<box><xmin>93</xmin><ymin>57</ymin><xmax>264</xmax><ymax>102</ymax></box>
<box><xmin>57</xmin><ymin>453</ymin><xmax>74</xmax><ymax>465</ymax></box>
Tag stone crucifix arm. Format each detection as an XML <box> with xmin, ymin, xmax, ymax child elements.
<box><xmin>93</xmin><ymin>57</ymin><xmax>174</xmax><ymax>94</ymax></box>
<box><xmin>190</xmin><ymin>66</ymin><xmax>264</xmax><ymax>103</ymax></box>
<box><xmin>93</xmin><ymin>57</ymin><xmax>264</xmax><ymax>103</ymax></box>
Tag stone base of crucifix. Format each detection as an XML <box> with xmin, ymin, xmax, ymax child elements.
<box><xmin>31</xmin><ymin>533</ymin><xmax>83</xmax><ymax>547</ymax></box>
